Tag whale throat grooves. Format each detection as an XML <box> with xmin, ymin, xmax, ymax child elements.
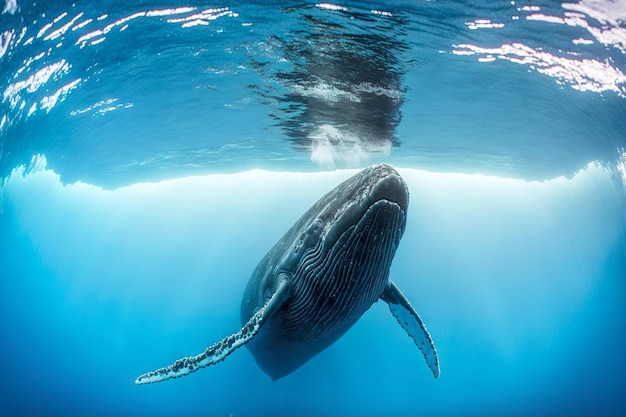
<box><xmin>286</xmin><ymin>200</ymin><xmax>404</xmax><ymax>343</ymax></box>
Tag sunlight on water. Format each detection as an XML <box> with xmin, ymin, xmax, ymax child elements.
<box><xmin>453</xmin><ymin>1</ymin><xmax>626</xmax><ymax>96</ymax></box>
<box><xmin>453</xmin><ymin>42</ymin><xmax>626</xmax><ymax>95</ymax></box>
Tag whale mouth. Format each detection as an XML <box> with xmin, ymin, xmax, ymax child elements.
<box><xmin>323</xmin><ymin>168</ymin><xmax>408</xmax><ymax>251</ymax></box>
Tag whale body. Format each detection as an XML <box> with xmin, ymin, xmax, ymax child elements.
<box><xmin>135</xmin><ymin>164</ymin><xmax>439</xmax><ymax>384</ymax></box>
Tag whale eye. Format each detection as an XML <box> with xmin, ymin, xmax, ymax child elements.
<box><xmin>313</xmin><ymin>220</ymin><xmax>322</xmax><ymax>233</ymax></box>
<box><xmin>294</xmin><ymin>239</ymin><xmax>303</xmax><ymax>255</ymax></box>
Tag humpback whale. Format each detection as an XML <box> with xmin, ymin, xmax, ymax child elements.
<box><xmin>135</xmin><ymin>164</ymin><xmax>439</xmax><ymax>384</ymax></box>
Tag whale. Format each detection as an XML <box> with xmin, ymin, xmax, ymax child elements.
<box><xmin>135</xmin><ymin>164</ymin><xmax>439</xmax><ymax>384</ymax></box>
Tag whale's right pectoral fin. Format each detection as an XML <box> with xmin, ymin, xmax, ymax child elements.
<box><xmin>135</xmin><ymin>278</ymin><xmax>291</xmax><ymax>385</ymax></box>
<box><xmin>381</xmin><ymin>279</ymin><xmax>440</xmax><ymax>378</ymax></box>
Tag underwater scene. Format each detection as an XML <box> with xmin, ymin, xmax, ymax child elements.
<box><xmin>1</xmin><ymin>0</ymin><xmax>625</xmax><ymax>416</ymax></box>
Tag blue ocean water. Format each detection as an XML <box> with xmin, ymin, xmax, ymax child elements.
<box><xmin>1</xmin><ymin>0</ymin><xmax>625</xmax><ymax>416</ymax></box>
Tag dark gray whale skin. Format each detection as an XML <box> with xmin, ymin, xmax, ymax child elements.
<box><xmin>135</xmin><ymin>164</ymin><xmax>439</xmax><ymax>385</ymax></box>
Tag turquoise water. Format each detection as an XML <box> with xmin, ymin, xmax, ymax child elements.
<box><xmin>1</xmin><ymin>1</ymin><xmax>625</xmax><ymax>416</ymax></box>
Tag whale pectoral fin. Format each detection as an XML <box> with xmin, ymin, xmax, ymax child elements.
<box><xmin>381</xmin><ymin>280</ymin><xmax>440</xmax><ymax>378</ymax></box>
<box><xmin>135</xmin><ymin>278</ymin><xmax>291</xmax><ymax>385</ymax></box>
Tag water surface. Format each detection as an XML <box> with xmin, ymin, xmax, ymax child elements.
<box><xmin>1</xmin><ymin>1</ymin><xmax>625</xmax><ymax>416</ymax></box>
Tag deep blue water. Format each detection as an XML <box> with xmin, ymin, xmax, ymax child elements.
<box><xmin>1</xmin><ymin>0</ymin><xmax>626</xmax><ymax>416</ymax></box>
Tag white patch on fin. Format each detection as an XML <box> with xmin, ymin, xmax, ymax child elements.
<box><xmin>135</xmin><ymin>279</ymin><xmax>291</xmax><ymax>385</ymax></box>
<box><xmin>381</xmin><ymin>280</ymin><xmax>440</xmax><ymax>378</ymax></box>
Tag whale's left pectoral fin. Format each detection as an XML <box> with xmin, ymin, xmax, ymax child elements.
<box><xmin>381</xmin><ymin>280</ymin><xmax>440</xmax><ymax>378</ymax></box>
<box><xmin>135</xmin><ymin>278</ymin><xmax>291</xmax><ymax>385</ymax></box>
